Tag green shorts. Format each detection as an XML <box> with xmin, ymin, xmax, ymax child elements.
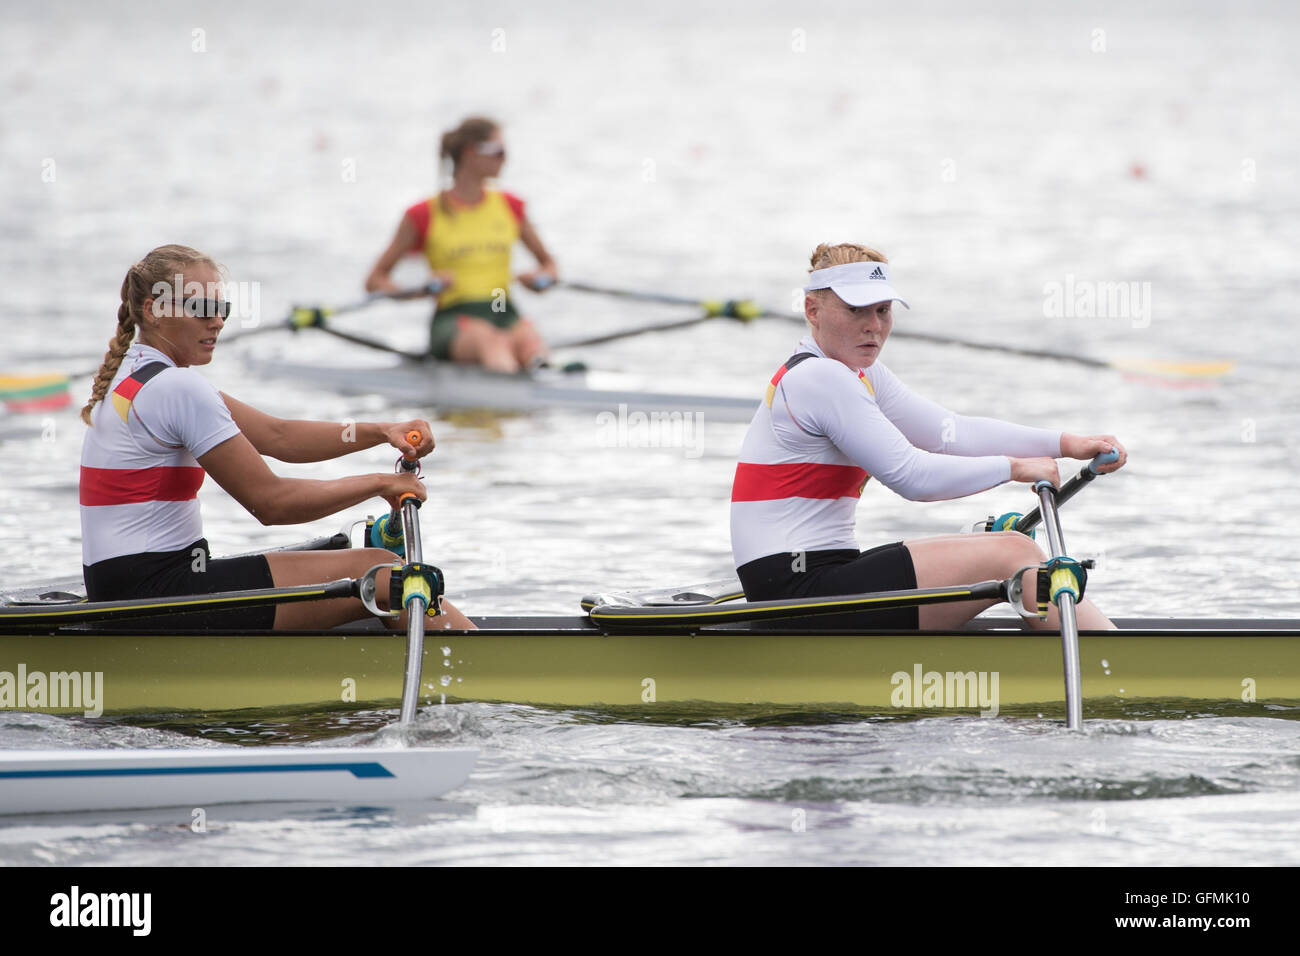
<box><xmin>429</xmin><ymin>300</ymin><xmax>522</xmax><ymax>360</ymax></box>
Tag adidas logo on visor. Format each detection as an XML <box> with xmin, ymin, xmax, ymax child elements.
<box><xmin>869</xmin><ymin>266</ymin><xmax>885</xmax><ymax>279</ymax></box>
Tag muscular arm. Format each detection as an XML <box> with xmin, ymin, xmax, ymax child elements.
<box><xmin>365</xmin><ymin>213</ymin><xmax>420</xmax><ymax>294</ymax></box>
<box><xmin>197</xmin><ymin>432</ymin><xmax>422</xmax><ymax>526</ymax></box>
<box><xmin>518</xmin><ymin>216</ymin><xmax>557</xmax><ymax>276</ymax></box>
<box><xmin>220</xmin><ymin>394</ymin><xmax>433</xmax><ymax>463</ymax></box>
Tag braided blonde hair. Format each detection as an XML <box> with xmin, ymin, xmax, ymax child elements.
<box><xmin>80</xmin><ymin>244</ymin><xmax>217</xmax><ymax>425</ymax></box>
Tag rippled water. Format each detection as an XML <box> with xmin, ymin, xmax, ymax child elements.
<box><xmin>4</xmin><ymin>706</ymin><xmax>1300</xmax><ymax>866</ymax></box>
<box><xmin>1</xmin><ymin>0</ymin><xmax>1299</xmax><ymax>865</ymax></box>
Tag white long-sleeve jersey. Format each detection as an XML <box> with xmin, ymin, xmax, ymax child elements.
<box><xmin>729</xmin><ymin>336</ymin><xmax>1062</xmax><ymax>568</ymax></box>
<box><xmin>80</xmin><ymin>345</ymin><xmax>240</xmax><ymax>567</ymax></box>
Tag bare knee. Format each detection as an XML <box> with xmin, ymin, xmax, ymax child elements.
<box><xmin>990</xmin><ymin>531</ymin><xmax>1044</xmax><ymax>574</ymax></box>
<box><xmin>451</xmin><ymin>321</ymin><xmax>519</xmax><ymax>371</ymax></box>
<box><xmin>511</xmin><ymin>318</ymin><xmax>544</xmax><ymax>350</ymax></box>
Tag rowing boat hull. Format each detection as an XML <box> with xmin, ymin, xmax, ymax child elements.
<box><xmin>0</xmin><ymin>747</ymin><xmax>479</xmax><ymax>814</ymax></box>
<box><xmin>3</xmin><ymin>620</ymin><xmax>1298</xmax><ymax>717</ymax></box>
<box><xmin>244</xmin><ymin>355</ymin><xmax>760</xmax><ymax>421</ymax></box>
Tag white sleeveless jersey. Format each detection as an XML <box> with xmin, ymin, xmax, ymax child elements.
<box><xmin>730</xmin><ymin>336</ymin><xmax>1062</xmax><ymax>568</ymax></box>
<box><xmin>80</xmin><ymin>345</ymin><xmax>241</xmax><ymax>566</ymax></box>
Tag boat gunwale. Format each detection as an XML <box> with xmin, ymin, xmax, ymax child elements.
<box><xmin>14</xmin><ymin>617</ymin><xmax>1300</xmax><ymax>639</ymax></box>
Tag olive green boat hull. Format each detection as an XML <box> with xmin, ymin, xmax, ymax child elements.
<box><xmin>2</xmin><ymin>619</ymin><xmax>1297</xmax><ymax>717</ymax></box>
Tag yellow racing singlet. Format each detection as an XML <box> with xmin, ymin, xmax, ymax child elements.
<box><xmin>411</xmin><ymin>190</ymin><xmax>523</xmax><ymax>310</ymax></box>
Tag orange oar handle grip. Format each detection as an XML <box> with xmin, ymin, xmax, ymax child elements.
<box><xmin>399</xmin><ymin>430</ymin><xmax>424</xmax><ymax>474</ymax></box>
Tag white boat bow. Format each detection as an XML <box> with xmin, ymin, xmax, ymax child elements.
<box><xmin>0</xmin><ymin>746</ymin><xmax>479</xmax><ymax>815</ymax></box>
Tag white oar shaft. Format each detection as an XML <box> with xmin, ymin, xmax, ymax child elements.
<box><xmin>398</xmin><ymin>494</ymin><xmax>426</xmax><ymax>724</ymax></box>
<box><xmin>1036</xmin><ymin>482</ymin><xmax>1083</xmax><ymax>730</ymax></box>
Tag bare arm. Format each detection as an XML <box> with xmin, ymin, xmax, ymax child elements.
<box><xmin>517</xmin><ymin>215</ymin><xmax>558</xmax><ymax>289</ymax></box>
<box><xmin>365</xmin><ymin>213</ymin><xmax>420</xmax><ymax>294</ymax></box>
<box><xmin>1060</xmin><ymin>433</ymin><xmax>1127</xmax><ymax>473</ymax></box>
<box><xmin>220</xmin><ymin>393</ymin><xmax>433</xmax><ymax>464</ymax></box>
<box><xmin>198</xmin><ymin>432</ymin><xmax>426</xmax><ymax>526</ymax></box>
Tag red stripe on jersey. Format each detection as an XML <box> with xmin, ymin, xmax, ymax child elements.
<box><xmin>501</xmin><ymin>191</ymin><xmax>525</xmax><ymax>223</ymax></box>
<box><xmin>79</xmin><ymin>465</ymin><xmax>206</xmax><ymax>506</ymax></box>
<box><xmin>405</xmin><ymin>199</ymin><xmax>432</xmax><ymax>251</ymax></box>
<box><xmin>113</xmin><ymin>376</ymin><xmax>145</xmax><ymax>401</ymax></box>
<box><xmin>731</xmin><ymin>462</ymin><xmax>869</xmax><ymax>502</ymax></box>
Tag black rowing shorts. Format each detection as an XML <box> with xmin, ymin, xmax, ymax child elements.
<box><xmin>83</xmin><ymin>538</ymin><xmax>276</xmax><ymax>631</ymax></box>
<box><xmin>736</xmin><ymin>541</ymin><xmax>920</xmax><ymax>630</ymax></box>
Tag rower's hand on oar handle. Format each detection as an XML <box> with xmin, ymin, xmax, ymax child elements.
<box><xmin>387</xmin><ymin>275</ymin><xmax>451</xmax><ymax>299</ymax></box>
<box><xmin>518</xmin><ymin>271</ymin><xmax>556</xmax><ymax>292</ymax></box>
<box><xmin>1010</xmin><ymin>457</ymin><xmax>1060</xmax><ymax>487</ymax></box>
<box><xmin>1061</xmin><ymin>433</ymin><xmax>1127</xmax><ymax>474</ymax></box>
<box><xmin>385</xmin><ymin>421</ymin><xmax>435</xmax><ymax>460</ymax></box>
<box><xmin>381</xmin><ymin>472</ymin><xmax>426</xmax><ymax>511</ymax></box>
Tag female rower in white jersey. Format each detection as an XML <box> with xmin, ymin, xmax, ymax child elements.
<box><xmin>80</xmin><ymin>244</ymin><xmax>474</xmax><ymax>630</ymax></box>
<box><xmin>730</xmin><ymin>243</ymin><xmax>1127</xmax><ymax>630</ymax></box>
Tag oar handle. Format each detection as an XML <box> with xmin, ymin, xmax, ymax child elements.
<box><xmin>1085</xmin><ymin>448</ymin><xmax>1120</xmax><ymax>474</ymax></box>
<box><xmin>399</xmin><ymin>429</ymin><xmax>423</xmax><ymax>473</ymax></box>
<box><xmin>375</xmin><ymin>431</ymin><xmax>425</xmax><ymax>553</ymax></box>
<box><xmin>390</xmin><ymin>429</ymin><xmax>424</xmax><ymax>519</ymax></box>
<box><xmin>1014</xmin><ymin>450</ymin><xmax>1119</xmax><ymax>534</ymax></box>
<box><xmin>386</xmin><ymin>279</ymin><xmax>445</xmax><ymax>301</ymax></box>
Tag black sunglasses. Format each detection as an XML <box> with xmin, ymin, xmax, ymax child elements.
<box><xmin>178</xmin><ymin>297</ymin><xmax>231</xmax><ymax>319</ymax></box>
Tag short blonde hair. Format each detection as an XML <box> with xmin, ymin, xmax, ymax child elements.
<box><xmin>808</xmin><ymin>242</ymin><xmax>888</xmax><ymax>271</ymax></box>
<box><xmin>805</xmin><ymin>244</ymin><xmax>890</xmax><ymax>316</ymax></box>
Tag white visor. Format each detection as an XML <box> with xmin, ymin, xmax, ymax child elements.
<box><xmin>804</xmin><ymin>261</ymin><xmax>909</xmax><ymax>309</ymax></box>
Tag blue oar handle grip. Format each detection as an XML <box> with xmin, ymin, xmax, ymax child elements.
<box><xmin>1086</xmin><ymin>448</ymin><xmax>1120</xmax><ymax>475</ymax></box>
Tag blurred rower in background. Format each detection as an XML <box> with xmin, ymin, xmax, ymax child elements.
<box><xmin>365</xmin><ymin>116</ymin><xmax>559</xmax><ymax>372</ymax></box>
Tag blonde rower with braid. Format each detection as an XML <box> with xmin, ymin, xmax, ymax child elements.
<box><xmin>80</xmin><ymin>244</ymin><xmax>474</xmax><ymax>630</ymax></box>
<box><xmin>730</xmin><ymin>242</ymin><xmax>1128</xmax><ymax>631</ymax></box>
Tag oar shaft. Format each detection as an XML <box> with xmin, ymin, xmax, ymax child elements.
<box><xmin>559</xmin><ymin>281</ymin><xmax>701</xmax><ymax>309</ymax></box>
<box><xmin>1015</xmin><ymin>474</ymin><xmax>1092</xmax><ymax>533</ymax></box>
<box><xmin>1035</xmin><ymin>482</ymin><xmax>1083</xmax><ymax>730</ymax></box>
<box><xmin>397</xmin><ymin>447</ymin><xmax>427</xmax><ymax>725</ymax></box>
<box><xmin>399</xmin><ymin>593</ymin><xmax>427</xmax><ymax>723</ymax></box>
<box><xmin>220</xmin><ymin>282</ymin><xmax>441</xmax><ymax>345</ymax></box>
<box><xmin>887</xmin><ymin>329</ymin><xmax>1110</xmax><ymax>368</ymax></box>
<box><xmin>559</xmin><ymin>280</ymin><xmax>1112</xmax><ymax>363</ymax></box>
<box><xmin>1015</xmin><ymin>450</ymin><xmax>1119</xmax><ymax>534</ymax></box>
<box><xmin>556</xmin><ymin>280</ymin><xmax>1229</xmax><ymax>376</ymax></box>
<box><xmin>552</xmin><ymin>314</ymin><xmax>720</xmax><ymax>349</ymax></box>
<box><xmin>313</xmin><ymin>324</ymin><xmax>426</xmax><ymax>362</ymax></box>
